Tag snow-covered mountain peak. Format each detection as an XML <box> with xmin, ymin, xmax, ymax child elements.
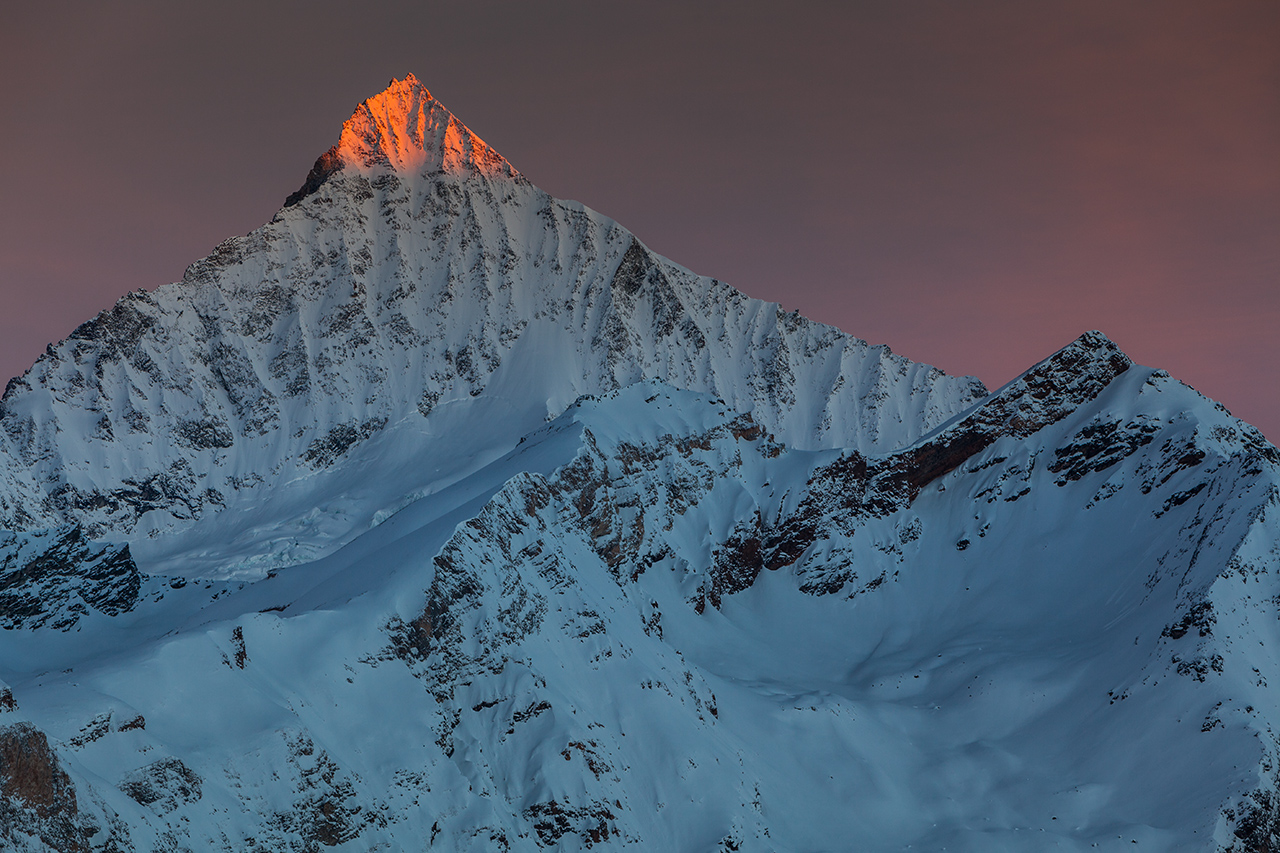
<box><xmin>7</xmin><ymin>76</ymin><xmax>1280</xmax><ymax>853</ymax></box>
<box><xmin>0</xmin><ymin>71</ymin><xmax>987</xmax><ymax>573</ymax></box>
<box><xmin>286</xmin><ymin>73</ymin><xmax>517</xmax><ymax>206</ymax></box>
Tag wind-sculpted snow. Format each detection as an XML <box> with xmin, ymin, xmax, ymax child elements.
<box><xmin>0</xmin><ymin>74</ymin><xmax>984</xmax><ymax>576</ymax></box>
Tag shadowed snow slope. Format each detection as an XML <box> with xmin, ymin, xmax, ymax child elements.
<box><xmin>2</xmin><ymin>76</ymin><xmax>1279</xmax><ymax>853</ymax></box>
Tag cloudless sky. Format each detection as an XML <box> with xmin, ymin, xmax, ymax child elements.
<box><xmin>2</xmin><ymin>1</ymin><xmax>1277</xmax><ymax>437</ymax></box>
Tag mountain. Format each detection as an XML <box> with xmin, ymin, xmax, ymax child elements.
<box><xmin>0</xmin><ymin>73</ymin><xmax>982</xmax><ymax>579</ymax></box>
<box><xmin>2</xmin><ymin>74</ymin><xmax>1279</xmax><ymax>853</ymax></box>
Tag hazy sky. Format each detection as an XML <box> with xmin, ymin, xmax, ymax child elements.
<box><xmin>2</xmin><ymin>2</ymin><xmax>1277</xmax><ymax>437</ymax></box>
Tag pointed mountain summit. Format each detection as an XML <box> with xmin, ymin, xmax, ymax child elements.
<box><xmin>0</xmin><ymin>74</ymin><xmax>985</xmax><ymax>575</ymax></box>
<box><xmin>285</xmin><ymin>74</ymin><xmax>517</xmax><ymax>206</ymax></box>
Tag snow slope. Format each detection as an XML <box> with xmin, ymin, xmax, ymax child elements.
<box><xmin>2</xmin><ymin>75</ymin><xmax>1279</xmax><ymax>853</ymax></box>
<box><xmin>0</xmin><ymin>74</ymin><xmax>983</xmax><ymax>578</ymax></box>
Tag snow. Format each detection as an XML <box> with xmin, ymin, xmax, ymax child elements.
<box><xmin>0</xmin><ymin>75</ymin><xmax>985</xmax><ymax>581</ymax></box>
<box><xmin>2</xmin><ymin>75</ymin><xmax>1279</xmax><ymax>852</ymax></box>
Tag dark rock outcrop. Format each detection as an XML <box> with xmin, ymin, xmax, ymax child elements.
<box><xmin>284</xmin><ymin>146</ymin><xmax>344</xmax><ymax>207</ymax></box>
<box><xmin>0</xmin><ymin>525</ymin><xmax>141</xmax><ymax>630</ymax></box>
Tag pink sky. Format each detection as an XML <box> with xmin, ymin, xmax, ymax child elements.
<box><xmin>2</xmin><ymin>1</ymin><xmax>1277</xmax><ymax>438</ymax></box>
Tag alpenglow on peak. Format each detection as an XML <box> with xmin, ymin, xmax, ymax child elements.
<box><xmin>3</xmin><ymin>70</ymin><xmax>1280</xmax><ymax>853</ymax></box>
<box><xmin>285</xmin><ymin>73</ymin><xmax>518</xmax><ymax>206</ymax></box>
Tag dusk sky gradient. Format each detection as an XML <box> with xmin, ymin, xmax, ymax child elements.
<box><xmin>2</xmin><ymin>2</ymin><xmax>1277</xmax><ymax>437</ymax></box>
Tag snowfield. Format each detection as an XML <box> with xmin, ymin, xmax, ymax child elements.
<box><xmin>2</xmin><ymin>75</ymin><xmax>1279</xmax><ymax>852</ymax></box>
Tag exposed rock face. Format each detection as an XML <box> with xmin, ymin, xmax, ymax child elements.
<box><xmin>902</xmin><ymin>330</ymin><xmax>1133</xmax><ymax>492</ymax></box>
<box><xmin>0</xmin><ymin>723</ymin><xmax>75</xmax><ymax>817</ymax></box>
<box><xmin>0</xmin><ymin>723</ymin><xmax>95</xmax><ymax>852</ymax></box>
<box><xmin>0</xmin><ymin>525</ymin><xmax>140</xmax><ymax>630</ymax></box>
<box><xmin>284</xmin><ymin>147</ymin><xmax>344</xmax><ymax>208</ymax></box>
<box><xmin>119</xmin><ymin>757</ymin><xmax>201</xmax><ymax>814</ymax></box>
